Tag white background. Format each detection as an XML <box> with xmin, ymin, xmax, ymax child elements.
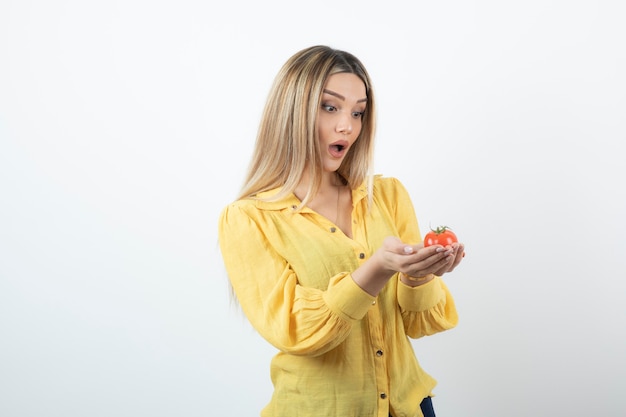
<box><xmin>1</xmin><ymin>1</ymin><xmax>625</xmax><ymax>416</ymax></box>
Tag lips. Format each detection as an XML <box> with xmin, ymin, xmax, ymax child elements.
<box><xmin>328</xmin><ymin>140</ymin><xmax>349</xmax><ymax>158</ymax></box>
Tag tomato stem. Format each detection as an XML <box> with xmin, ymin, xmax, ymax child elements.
<box><xmin>430</xmin><ymin>225</ymin><xmax>451</xmax><ymax>235</ymax></box>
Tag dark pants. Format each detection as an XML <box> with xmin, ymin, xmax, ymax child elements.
<box><xmin>390</xmin><ymin>396</ymin><xmax>436</xmax><ymax>417</ymax></box>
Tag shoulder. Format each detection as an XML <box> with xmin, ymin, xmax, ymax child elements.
<box><xmin>219</xmin><ymin>188</ymin><xmax>300</xmax><ymax>228</ymax></box>
<box><xmin>363</xmin><ymin>175</ymin><xmax>415</xmax><ymax>212</ymax></box>
<box><xmin>371</xmin><ymin>174</ymin><xmax>411</xmax><ymax>199</ymax></box>
<box><xmin>219</xmin><ymin>198</ymin><xmax>271</xmax><ymax>225</ymax></box>
<box><xmin>218</xmin><ymin>199</ymin><xmax>253</xmax><ymax>230</ymax></box>
<box><xmin>221</xmin><ymin>187</ymin><xmax>298</xmax><ymax>215</ymax></box>
<box><xmin>218</xmin><ymin>198</ymin><xmax>272</xmax><ymax>240</ymax></box>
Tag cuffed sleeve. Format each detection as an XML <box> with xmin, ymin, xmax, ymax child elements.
<box><xmin>323</xmin><ymin>272</ymin><xmax>376</xmax><ymax>322</ymax></box>
<box><xmin>397</xmin><ymin>275</ymin><xmax>459</xmax><ymax>338</ymax></box>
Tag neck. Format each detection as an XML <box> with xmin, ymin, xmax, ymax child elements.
<box><xmin>323</xmin><ymin>171</ymin><xmax>346</xmax><ymax>189</ymax></box>
<box><xmin>296</xmin><ymin>171</ymin><xmax>345</xmax><ymax>199</ymax></box>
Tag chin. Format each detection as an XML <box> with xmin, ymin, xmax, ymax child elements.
<box><xmin>323</xmin><ymin>163</ymin><xmax>342</xmax><ymax>173</ymax></box>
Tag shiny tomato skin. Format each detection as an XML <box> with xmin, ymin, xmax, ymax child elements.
<box><xmin>424</xmin><ymin>226</ymin><xmax>458</xmax><ymax>247</ymax></box>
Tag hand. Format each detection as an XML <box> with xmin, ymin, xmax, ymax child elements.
<box><xmin>382</xmin><ymin>237</ymin><xmax>465</xmax><ymax>279</ymax></box>
<box><xmin>373</xmin><ymin>237</ymin><xmax>446</xmax><ymax>276</ymax></box>
<box><xmin>352</xmin><ymin>237</ymin><xmax>465</xmax><ymax>295</ymax></box>
<box><xmin>432</xmin><ymin>242</ymin><xmax>465</xmax><ymax>276</ymax></box>
<box><xmin>397</xmin><ymin>240</ymin><xmax>459</xmax><ymax>279</ymax></box>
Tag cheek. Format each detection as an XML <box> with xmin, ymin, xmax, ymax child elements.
<box><xmin>317</xmin><ymin>120</ymin><xmax>333</xmax><ymax>141</ymax></box>
<box><xmin>317</xmin><ymin>114</ymin><xmax>329</xmax><ymax>127</ymax></box>
<box><xmin>353</xmin><ymin>121</ymin><xmax>364</xmax><ymax>138</ymax></box>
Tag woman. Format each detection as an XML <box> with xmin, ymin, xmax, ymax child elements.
<box><xmin>218</xmin><ymin>45</ymin><xmax>465</xmax><ymax>417</ymax></box>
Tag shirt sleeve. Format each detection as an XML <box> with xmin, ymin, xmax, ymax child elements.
<box><xmin>218</xmin><ymin>203</ymin><xmax>375</xmax><ymax>356</ymax></box>
<box><xmin>384</xmin><ymin>177</ymin><xmax>459</xmax><ymax>338</ymax></box>
<box><xmin>397</xmin><ymin>276</ymin><xmax>459</xmax><ymax>338</ymax></box>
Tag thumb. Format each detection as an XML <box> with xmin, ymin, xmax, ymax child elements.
<box><xmin>383</xmin><ymin>236</ymin><xmax>414</xmax><ymax>254</ymax></box>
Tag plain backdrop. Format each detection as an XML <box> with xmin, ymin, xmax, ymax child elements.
<box><xmin>1</xmin><ymin>1</ymin><xmax>625</xmax><ymax>416</ymax></box>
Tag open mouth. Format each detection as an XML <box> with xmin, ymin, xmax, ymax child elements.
<box><xmin>329</xmin><ymin>141</ymin><xmax>349</xmax><ymax>158</ymax></box>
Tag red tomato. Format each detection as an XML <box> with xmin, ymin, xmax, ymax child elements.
<box><xmin>424</xmin><ymin>226</ymin><xmax>458</xmax><ymax>247</ymax></box>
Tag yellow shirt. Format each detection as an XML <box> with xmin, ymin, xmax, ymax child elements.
<box><xmin>218</xmin><ymin>176</ymin><xmax>458</xmax><ymax>417</ymax></box>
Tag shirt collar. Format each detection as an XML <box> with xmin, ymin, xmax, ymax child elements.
<box><xmin>251</xmin><ymin>180</ymin><xmax>370</xmax><ymax>212</ymax></box>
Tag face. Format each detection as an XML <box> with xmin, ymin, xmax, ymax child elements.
<box><xmin>317</xmin><ymin>72</ymin><xmax>367</xmax><ymax>174</ymax></box>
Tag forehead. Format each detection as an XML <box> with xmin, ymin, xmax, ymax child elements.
<box><xmin>323</xmin><ymin>73</ymin><xmax>367</xmax><ymax>100</ymax></box>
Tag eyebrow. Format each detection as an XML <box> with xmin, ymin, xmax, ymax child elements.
<box><xmin>323</xmin><ymin>89</ymin><xmax>368</xmax><ymax>103</ymax></box>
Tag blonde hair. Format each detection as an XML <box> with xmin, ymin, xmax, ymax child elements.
<box><xmin>237</xmin><ymin>45</ymin><xmax>377</xmax><ymax>205</ymax></box>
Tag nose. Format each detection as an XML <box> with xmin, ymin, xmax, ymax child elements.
<box><xmin>336</xmin><ymin>113</ymin><xmax>353</xmax><ymax>135</ymax></box>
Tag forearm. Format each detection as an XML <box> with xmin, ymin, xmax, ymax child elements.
<box><xmin>350</xmin><ymin>251</ymin><xmax>396</xmax><ymax>296</ymax></box>
<box><xmin>350</xmin><ymin>237</ymin><xmax>444</xmax><ymax>296</ymax></box>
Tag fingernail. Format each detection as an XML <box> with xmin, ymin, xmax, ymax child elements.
<box><xmin>404</xmin><ymin>246</ymin><xmax>413</xmax><ymax>254</ymax></box>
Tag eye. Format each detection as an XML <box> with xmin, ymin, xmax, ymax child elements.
<box><xmin>352</xmin><ymin>111</ymin><xmax>365</xmax><ymax>119</ymax></box>
<box><xmin>321</xmin><ymin>103</ymin><xmax>337</xmax><ymax>112</ymax></box>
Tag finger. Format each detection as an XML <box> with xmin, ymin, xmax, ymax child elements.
<box><xmin>397</xmin><ymin>244</ymin><xmax>453</xmax><ymax>274</ymax></box>
<box><xmin>405</xmin><ymin>249</ymin><xmax>454</xmax><ymax>276</ymax></box>
<box><xmin>446</xmin><ymin>243</ymin><xmax>466</xmax><ymax>272</ymax></box>
<box><xmin>403</xmin><ymin>242</ymin><xmax>425</xmax><ymax>254</ymax></box>
<box><xmin>382</xmin><ymin>236</ymin><xmax>416</xmax><ymax>255</ymax></box>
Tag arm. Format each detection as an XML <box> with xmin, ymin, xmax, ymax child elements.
<box><xmin>218</xmin><ymin>203</ymin><xmax>375</xmax><ymax>357</ymax></box>
<box><xmin>352</xmin><ymin>235</ymin><xmax>460</xmax><ymax>338</ymax></box>
<box><xmin>384</xmin><ymin>178</ymin><xmax>463</xmax><ymax>338</ymax></box>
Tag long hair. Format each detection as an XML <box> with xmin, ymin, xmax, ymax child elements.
<box><xmin>237</xmin><ymin>45</ymin><xmax>377</xmax><ymax>205</ymax></box>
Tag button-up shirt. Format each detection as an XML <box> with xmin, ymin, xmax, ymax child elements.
<box><xmin>218</xmin><ymin>176</ymin><xmax>458</xmax><ymax>417</ymax></box>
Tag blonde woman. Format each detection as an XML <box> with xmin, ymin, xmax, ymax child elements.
<box><xmin>218</xmin><ymin>45</ymin><xmax>465</xmax><ymax>417</ymax></box>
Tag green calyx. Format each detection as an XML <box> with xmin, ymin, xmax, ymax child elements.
<box><xmin>430</xmin><ymin>225</ymin><xmax>451</xmax><ymax>235</ymax></box>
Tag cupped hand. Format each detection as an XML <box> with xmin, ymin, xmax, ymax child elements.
<box><xmin>432</xmin><ymin>241</ymin><xmax>465</xmax><ymax>276</ymax></box>
<box><xmin>380</xmin><ymin>236</ymin><xmax>465</xmax><ymax>279</ymax></box>
<box><xmin>353</xmin><ymin>237</ymin><xmax>465</xmax><ymax>296</ymax></box>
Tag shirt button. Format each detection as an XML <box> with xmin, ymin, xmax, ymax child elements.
<box><xmin>359</xmin><ymin>253</ymin><xmax>365</xmax><ymax>259</ymax></box>
<box><xmin>371</xmin><ymin>300</ymin><xmax>376</xmax><ymax>305</ymax></box>
<box><xmin>330</xmin><ymin>227</ymin><xmax>336</xmax><ymax>233</ymax></box>
<box><xmin>376</xmin><ymin>350</ymin><xmax>383</xmax><ymax>357</ymax></box>
<box><xmin>380</xmin><ymin>393</ymin><xmax>387</xmax><ymax>399</ymax></box>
